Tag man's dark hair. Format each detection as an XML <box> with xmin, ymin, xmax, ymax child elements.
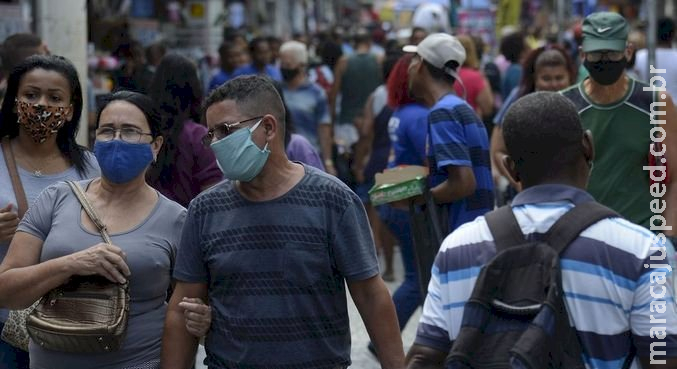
<box><xmin>267</xmin><ymin>36</ymin><xmax>281</xmax><ymax>47</ymax></box>
<box><xmin>502</xmin><ymin>91</ymin><xmax>584</xmax><ymax>184</ymax></box>
<box><xmin>500</xmin><ymin>32</ymin><xmax>525</xmax><ymax>64</ymax></box>
<box><xmin>204</xmin><ymin>75</ymin><xmax>286</xmax><ymax>139</ymax></box>
<box><xmin>658</xmin><ymin>17</ymin><xmax>675</xmax><ymax>43</ymax></box>
<box><xmin>249</xmin><ymin>37</ymin><xmax>268</xmax><ymax>54</ymax></box>
<box><xmin>423</xmin><ymin>60</ymin><xmax>459</xmax><ymax>85</ymax></box>
<box><xmin>354</xmin><ymin>30</ymin><xmax>371</xmax><ymax>46</ymax></box>
<box><xmin>0</xmin><ymin>33</ymin><xmax>43</xmax><ymax>73</ymax></box>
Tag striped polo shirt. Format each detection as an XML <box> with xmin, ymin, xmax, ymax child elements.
<box><xmin>426</xmin><ymin>93</ymin><xmax>494</xmax><ymax>231</ymax></box>
<box><xmin>415</xmin><ymin>184</ymin><xmax>677</xmax><ymax>368</ymax></box>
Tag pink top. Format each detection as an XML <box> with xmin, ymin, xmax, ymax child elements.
<box><xmin>454</xmin><ymin>67</ymin><xmax>487</xmax><ymax>112</ymax></box>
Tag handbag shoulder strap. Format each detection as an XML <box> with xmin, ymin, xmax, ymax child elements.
<box><xmin>1</xmin><ymin>137</ymin><xmax>28</xmax><ymax>219</ymax></box>
<box><xmin>66</xmin><ymin>181</ymin><xmax>112</xmax><ymax>244</ymax></box>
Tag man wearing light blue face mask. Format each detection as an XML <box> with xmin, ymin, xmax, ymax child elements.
<box><xmin>161</xmin><ymin>75</ymin><xmax>406</xmax><ymax>369</ymax></box>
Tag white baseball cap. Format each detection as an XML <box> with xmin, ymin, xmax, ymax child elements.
<box><xmin>403</xmin><ymin>33</ymin><xmax>465</xmax><ymax>76</ymax></box>
<box><xmin>403</xmin><ymin>33</ymin><xmax>467</xmax><ymax>97</ymax></box>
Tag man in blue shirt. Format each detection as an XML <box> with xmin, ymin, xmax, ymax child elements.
<box><xmin>407</xmin><ymin>91</ymin><xmax>677</xmax><ymax>369</ymax></box>
<box><xmin>208</xmin><ymin>42</ymin><xmax>245</xmax><ymax>92</ymax></box>
<box><xmin>231</xmin><ymin>37</ymin><xmax>282</xmax><ymax>82</ymax></box>
<box><xmin>279</xmin><ymin>40</ymin><xmax>333</xmax><ymax>174</ymax></box>
<box><xmin>404</xmin><ymin>33</ymin><xmax>494</xmax><ymax>232</ymax></box>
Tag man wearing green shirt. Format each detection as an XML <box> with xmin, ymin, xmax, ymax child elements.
<box><xmin>561</xmin><ymin>12</ymin><xmax>677</xmax><ymax>245</ymax></box>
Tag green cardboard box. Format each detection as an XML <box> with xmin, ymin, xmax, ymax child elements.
<box><xmin>368</xmin><ymin>165</ymin><xmax>428</xmax><ymax>206</ymax></box>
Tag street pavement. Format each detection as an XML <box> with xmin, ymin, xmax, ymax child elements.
<box><xmin>196</xmin><ymin>246</ymin><xmax>422</xmax><ymax>368</ymax></box>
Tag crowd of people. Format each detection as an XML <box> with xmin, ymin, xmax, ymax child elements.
<box><xmin>0</xmin><ymin>8</ymin><xmax>674</xmax><ymax>369</ymax></box>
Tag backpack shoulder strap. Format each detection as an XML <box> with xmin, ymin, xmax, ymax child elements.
<box><xmin>484</xmin><ymin>205</ymin><xmax>526</xmax><ymax>252</ymax></box>
<box><xmin>545</xmin><ymin>201</ymin><xmax>619</xmax><ymax>254</ymax></box>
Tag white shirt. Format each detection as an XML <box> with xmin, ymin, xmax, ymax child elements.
<box><xmin>634</xmin><ymin>48</ymin><xmax>677</xmax><ymax>104</ymax></box>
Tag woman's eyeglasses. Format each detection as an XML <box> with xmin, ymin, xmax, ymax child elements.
<box><xmin>96</xmin><ymin>127</ymin><xmax>153</xmax><ymax>143</ymax></box>
<box><xmin>202</xmin><ymin>116</ymin><xmax>264</xmax><ymax>147</ymax></box>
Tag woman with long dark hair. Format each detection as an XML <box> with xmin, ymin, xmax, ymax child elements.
<box><xmin>0</xmin><ymin>54</ymin><xmax>100</xmax><ymax>368</ymax></box>
<box><xmin>147</xmin><ymin>53</ymin><xmax>222</xmax><ymax>207</ymax></box>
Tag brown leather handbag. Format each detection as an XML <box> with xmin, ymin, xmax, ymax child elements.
<box><xmin>25</xmin><ymin>181</ymin><xmax>130</xmax><ymax>353</ymax></box>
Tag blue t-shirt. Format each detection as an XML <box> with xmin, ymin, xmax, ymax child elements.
<box><xmin>501</xmin><ymin>63</ymin><xmax>522</xmax><ymax>99</ymax></box>
<box><xmin>208</xmin><ymin>70</ymin><xmax>233</xmax><ymax>92</ymax></box>
<box><xmin>493</xmin><ymin>87</ymin><xmax>520</xmax><ymax>126</ymax></box>
<box><xmin>231</xmin><ymin>63</ymin><xmax>282</xmax><ymax>82</ymax></box>
<box><xmin>389</xmin><ymin>103</ymin><xmax>429</xmax><ymax>167</ymax></box>
<box><xmin>283</xmin><ymin>81</ymin><xmax>330</xmax><ymax>152</ymax></box>
<box><xmin>174</xmin><ymin>165</ymin><xmax>379</xmax><ymax>368</ymax></box>
<box><xmin>426</xmin><ymin>93</ymin><xmax>494</xmax><ymax>231</ymax></box>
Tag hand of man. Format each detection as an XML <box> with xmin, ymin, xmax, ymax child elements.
<box><xmin>179</xmin><ymin>297</ymin><xmax>212</xmax><ymax>337</ymax></box>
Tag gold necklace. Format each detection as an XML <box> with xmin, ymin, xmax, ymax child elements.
<box><xmin>11</xmin><ymin>140</ymin><xmax>60</xmax><ymax>177</ymax></box>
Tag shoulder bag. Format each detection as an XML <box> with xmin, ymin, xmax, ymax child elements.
<box><xmin>0</xmin><ymin>136</ymin><xmax>33</xmax><ymax>351</ymax></box>
<box><xmin>25</xmin><ymin>180</ymin><xmax>130</xmax><ymax>353</ymax></box>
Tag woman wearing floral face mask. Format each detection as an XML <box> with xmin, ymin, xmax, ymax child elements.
<box><xmin>0</xmin><ymin>54</ymin><xmax>99</xmax><ymax>369</ymax></box>
<box><xmin>0</xmin><ymin>91</ymin><xmax>212</xmax><ymax>369</ymax></box>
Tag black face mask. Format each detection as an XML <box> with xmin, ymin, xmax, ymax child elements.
<box><xmin>280</xmin><ymin>67</ymin><xmax>300</xmax><ymax>82</ymax></box>
<box><xmin>584</xmin><ymin>58</ymin><xmax>627</xmax><ymax>85</ymax></box>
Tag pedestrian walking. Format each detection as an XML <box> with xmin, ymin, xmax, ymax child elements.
<box><xmin>0</xmin><ymin>54</ymin><xmax>98</xmax><ymax>369</ymax></box>
<box><xmin>231</xmin><ymin>37</ymin><xmax>282</xmax><ymax>82</ymax></box>
<box><xmin>278</xmin><ymin>41</ymin><xmax>334</xmax><ymax>173</ymax></box>
<box><xmin>491</xmin><ymin>44</ymin><xmax>576</xmax><ymax>192</ymax></box>
<box><xmin>404</xmin><ymin>33</ymin><xmax>494</xmax><ymax>232</ymax></box>
<box><xmin>161</xmin><ymin>75</ymin><xmax>405</xmax><ymax>369</ymax></box>
<box><xmin>561</xmin><ymin>12</ymin><xmax>677</xmax><ymax>242</ymax></box>
<box><xmin>147</xmin><ymin>53</ymin><xmax>222</xmax><ymax>208</ymax></box>
<box><xmin>0</xmin><ymin>91</ymin><xmax>211</xmax><ymax>369</ymax></box>
<box><xmin>406</xmin><ymin>91</ymin><xmax>677</xmax><ymax>368</ymax></box>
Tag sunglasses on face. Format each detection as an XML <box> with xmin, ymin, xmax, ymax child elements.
<box><xmin>585</xmin><ymin>50</ymin><xmax>625</xmax><ymax>62</ymax></box>
<box><xmin>202</xmin><ymin>115</ymin><xmax>264</xmax><ymax>147</ymax></box>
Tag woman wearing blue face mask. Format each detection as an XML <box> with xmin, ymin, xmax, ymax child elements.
<box><xmin>0</xmin><ymin>91</ymin><xmax>211</xmax><ymax>369</ymax></box>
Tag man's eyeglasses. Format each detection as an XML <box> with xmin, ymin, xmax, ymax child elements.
<box><xmin>202</xmin><ymin>116</ymin><xmax>264</xmax><ymax>147</ymax></box>
<box><xmin>585</xmin><ymin>50</ymin><xmax>625</xmax><ymax>62</ymax></box>
<box><xmin>96</xmin><ymin>127</ymin><xmax>153</xmax><ymax>143</ymax></box>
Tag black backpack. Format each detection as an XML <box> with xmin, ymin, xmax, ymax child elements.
<box><xmin>446</xmin><ymin>202</ymin><xmax>632</xmax><ymax>369</ymax></box>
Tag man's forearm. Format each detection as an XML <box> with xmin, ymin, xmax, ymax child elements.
<box><xmin>160</xmin><ymin>307</ymin><xmax>200</xmax><ymax>369</ymax></box>
<box><xmin>431</xmin><ymin>179</ymin><xmax>475</xmax><ymax>205</ymax></box>
<box><xmin>351</xmin><ymin>278</ymin><xmax>405</xmax><ymax>369</ymax></box>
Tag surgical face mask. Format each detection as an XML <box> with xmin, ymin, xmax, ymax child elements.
<box><xmin>16</xmin><ymin>99</ymin><xmax>72</xmax><ymax>143</ymax></box>
<box><xmin>584</xmin><ymin>58</ymin><xmax>627</xmax><ymax>86</ymax></box>
<box><xmin>210</xmin><ymin>119</ymin><xmax>270</xmax><ymax>182</ymax></box>
<box><xmin>94</xmin><ymin>140</ymin><xmax>153</xmax><ymax>184</ymax></box>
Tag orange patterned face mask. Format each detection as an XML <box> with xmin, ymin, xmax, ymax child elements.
<box><xmin>15</xmin><ymin>99</ymin><xmax>72</xmax><ymax>143</ymax></box>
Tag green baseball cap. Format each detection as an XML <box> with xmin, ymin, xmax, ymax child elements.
<box><xmin>582</xmin><ymin>12</ymin><xmax>629</xmax><ymax>52</ymax></box>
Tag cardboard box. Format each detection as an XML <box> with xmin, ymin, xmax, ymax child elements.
<box><xmin>368</xmin><ymin>165</ymin><xmax>428</xmax><ymax>206</ymax></box>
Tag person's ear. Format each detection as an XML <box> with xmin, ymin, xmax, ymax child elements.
<box><xmin>625</xmin><ymin>44</ymin><xmax>634</xmax><ymax>60</ymax></box>
<box><xmin>502</xmin><ymin>155</ymin><xmax>520</xmax><ymax>184</ymax></box>
<box><xmin>262</xmin><ymin>115</ymin><xmax>278</xmax><ymax>143</ymax></box>
<box><xmin>582</xmin><ymin>129</ymin><xmax>594</xmax><ymax>164</ymax></box>
<box><xmin>152</xmin><ymin>135</ymin><xmax>164</xmax><ymax>160</ymax></box>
